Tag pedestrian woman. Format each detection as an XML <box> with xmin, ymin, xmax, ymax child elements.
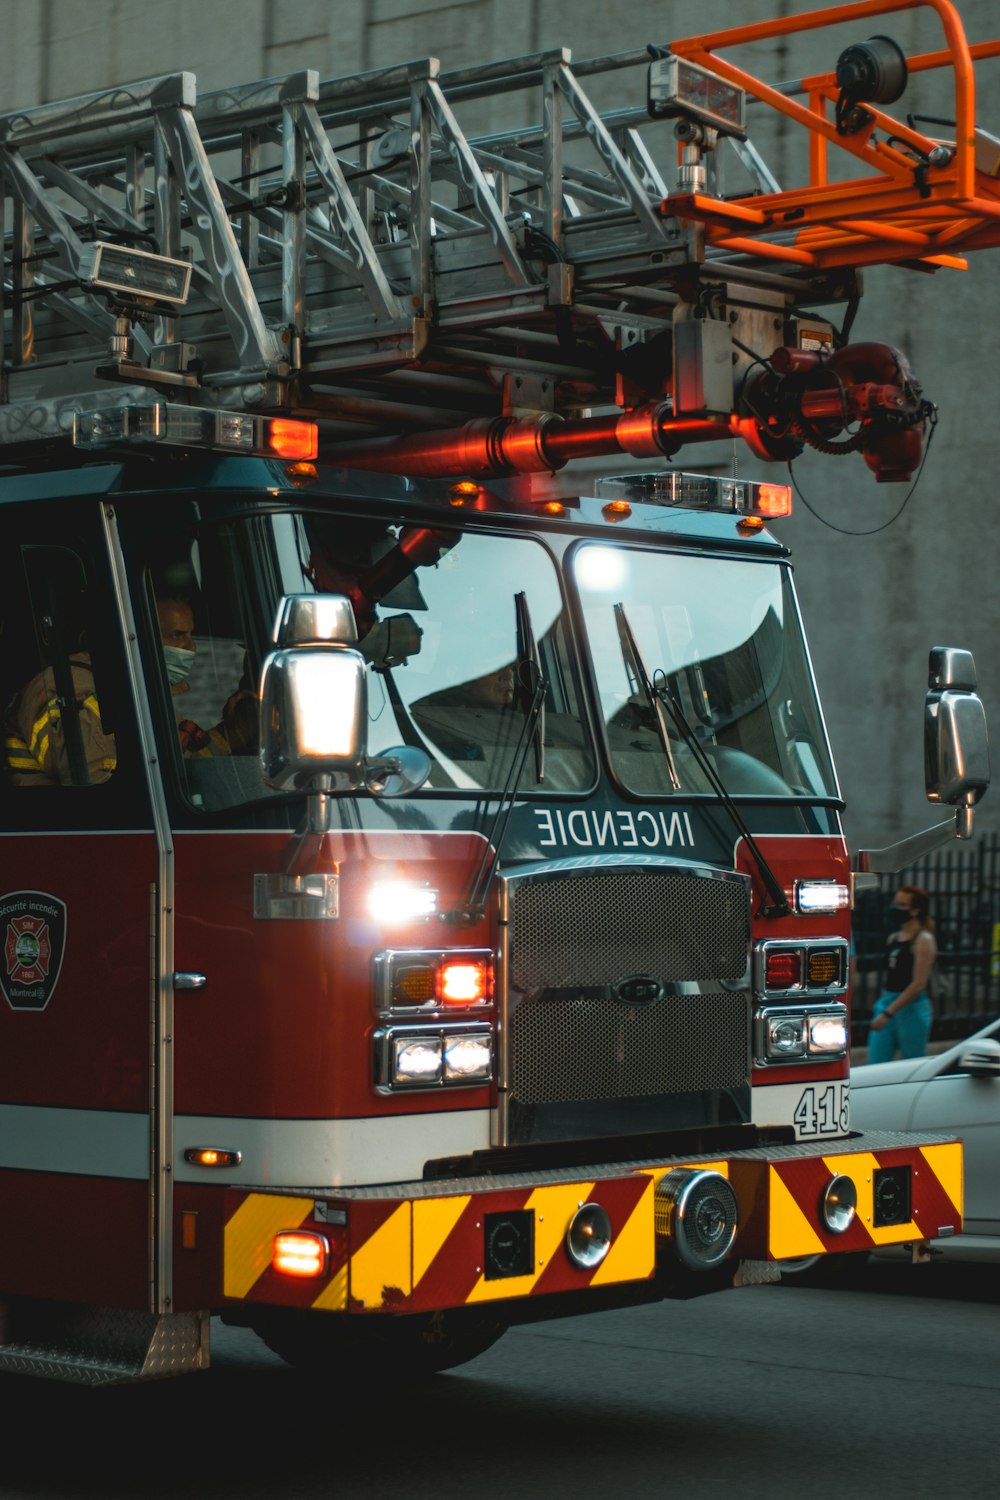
<box><xmin>867</xmin><ymin>885</ymin><xmax>936</xmax><ymax>1063</ymax></box>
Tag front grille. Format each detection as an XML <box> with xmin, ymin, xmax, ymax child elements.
<box><xmin>504</xmin><ymin>866</ymin><xmax>750</xmax><ymax>1125</ymax></box>
<box><xmin>508</xmin><ymin>869</ymin><xmax>748</xmax><ymax>991</ymax></box>
<box><xmin>510</xmin><ymin>987</ymin><xmax>747</xmax><ymax>1103</ymax></box>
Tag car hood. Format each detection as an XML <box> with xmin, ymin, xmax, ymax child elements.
<box><xmin>851</xmin><ymin>1057</ymin><xmax>931</xmax><ymax>1088</ymax></box>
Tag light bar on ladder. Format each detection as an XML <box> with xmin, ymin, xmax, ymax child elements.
<box><xmin>73</xmin><ymin>403</ymin><xmax>317</xmax><ymax>460</ymax></box>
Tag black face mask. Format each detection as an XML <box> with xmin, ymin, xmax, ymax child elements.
<box><xmin>890</xmin><ymin>904</ymin><xmax>912</xmax><ymax>921</ymax></box>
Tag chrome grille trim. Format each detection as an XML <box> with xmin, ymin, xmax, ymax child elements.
<box><xmin>499</xmin><ymin>857</ymin><xmax>751</xmax><ymax>1143</ymax></box>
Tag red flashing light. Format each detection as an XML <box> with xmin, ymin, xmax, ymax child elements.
<box><xmin>272</xmin><ymin>1230</ymin><xmax>329</xmax><ymax>1279</ymax></box>
<box><xmin>438</xmin><ymin>959</ymin><xmax>493</xmax><ymax>1006</ymax></box>
<box><xmin>268</xmin><ymin>418</ymin><xmax>318</xmax><ymax>460</ymax></box>
<box><xmin>756</xmin><ymin>483</ymin><xmax>793</xmax><ymax>518</ymax></box>
<box><xmin>765</xmin><ymin>948</ymin><xmax>802</xmax><ymax>991</ymax></box>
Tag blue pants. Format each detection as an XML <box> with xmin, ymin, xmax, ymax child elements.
<box><xmin>867</xmin><ymin>991</ymin><xmax>932</xmax><ymax>1063</ymax></box>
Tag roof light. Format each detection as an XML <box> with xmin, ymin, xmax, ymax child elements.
<box><xmin>596</xmin><ymin>471</ymin><xmax>791</xmax><ymax>519</ymax></box>
<box><xmin>449</xmin><ymin>481</ymin><xmax>481</xmax><ymax>506</ymax></box>
<box><xmin>602</xmin><ymin>499</ymin><xmax>633</xmax><ymax>522</ymax></box>
<box><xmin>272</xmin><ymin>1230</ymin><xmax>329</xmax><ymax>1279</ymax></box>
<box><xmin>756</xmin><ymin>483</ymin><xmax>793</xmax><ymax>518</ymax></box>
<box><xmin>73</xmin><ymin>401</ymin><xmax>317</xmax><ymax>462</ymax></box>
<box><xmin>268</xmin><ymin>418</ymin><xmax>318</xmax><ymax>460</ymax></box>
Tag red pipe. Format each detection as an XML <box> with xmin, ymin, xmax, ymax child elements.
<box><xmin>327</xmin><ymin>405</ymin><xmax>734</xmax><ymax>478</ymax></box>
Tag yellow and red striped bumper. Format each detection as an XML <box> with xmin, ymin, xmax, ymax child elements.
<box><xmin>222</xmin><ymin>1132</ymin><xmax>961</xmax><ymax>1314</ymax></box>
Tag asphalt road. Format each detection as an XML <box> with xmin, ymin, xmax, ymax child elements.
<box><xmin>0</xmin><ymin>1259</ymin><xmax>996</xmax><ymax>1500</ymax></box>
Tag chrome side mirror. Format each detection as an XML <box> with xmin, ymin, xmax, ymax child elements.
<box><xmin>857</xmin><ymin>645</ymin><xmax>990</xmax><ymax>880</ymax></box>
<box><xmin>260</xmin><ymin>643</ymin><xmax>368</xmax><ymax>789</ymax></box>
<box><xmin>925</xmin><ymin>645</ymin><xmax>990</xmax><ymax>833</ymax></box>
<box><xmin>259</xmin><ymin>594</ymin><xmax>430</xmax><ymax>816</ymax></box>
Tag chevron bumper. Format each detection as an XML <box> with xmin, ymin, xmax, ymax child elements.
<box><xmin>222</xmin><ymin>1131</ymin><xmax>961</xmax><ymax>1315</ymax></box>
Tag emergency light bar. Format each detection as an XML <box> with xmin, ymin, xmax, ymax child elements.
<box><xmin>73</xmin><ymin>402</ymin><xmax>318</xmax><ymax>460</ymax></box>
<box><xmin>648</xmin><ymin>54</ymin><xmax>746</xmax><ymax>136</ymax></box>
<box><xmin>596</xmin><ymin>471</ymin><xmax>792</xmax><ymax>519</ymax></box>
<box><xmin>83</xmin><ymin>242</ymin><xmax>192</xmax><ymax>306</ymax></box>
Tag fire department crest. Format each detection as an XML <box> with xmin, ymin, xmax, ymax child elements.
<box><xmin>0</xmin><ymin>892</ymin><xmax>66</xmax><ymax>1011</ymax></box>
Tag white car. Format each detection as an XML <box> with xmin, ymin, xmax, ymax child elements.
<box><xmin>849</xmin><ymin>1018</ymin><xmax>1000</xmax><ymax>1261</ymax></box>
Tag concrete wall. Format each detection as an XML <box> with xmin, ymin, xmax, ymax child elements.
<box><xmin>2</xmin><ymin>0</ymin><xmax>999</xmax><ymax>850</ymax></box>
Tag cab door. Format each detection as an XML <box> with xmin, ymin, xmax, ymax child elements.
<box><xmin>0</xmin><ymin>490</ymin><xmax>159</xmax><ymax>1311</ymax></box>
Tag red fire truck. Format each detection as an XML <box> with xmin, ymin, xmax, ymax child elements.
<box><xmin>0</xmin><ymin>1</ymin><xmax>995</xmax><ymax>1382</ymax></box>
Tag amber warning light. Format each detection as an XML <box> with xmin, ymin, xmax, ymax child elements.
<box><xmin>596</xmin><ymin>471</ymin><xmax>792</xmax><ymax>520</ymax></box>
<box><xmin>268</xmin><ymin>418</ymin><xmax>319</xmax><ymax>460</ymax></box>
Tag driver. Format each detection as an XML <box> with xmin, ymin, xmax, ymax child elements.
<box><xmin>156</xmin><ymin>594</ymin><xmax>258</xmax><ymax>757</ymax></box>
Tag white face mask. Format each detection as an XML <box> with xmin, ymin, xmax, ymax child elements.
<box><xmin>163</xmin><ymin>644</ymin><xmax>196</xmax><ymax>686</ymax></box>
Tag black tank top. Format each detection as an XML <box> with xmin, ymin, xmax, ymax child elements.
<box><xmin>885</xmin><ymin>934</ymin><xmax>914</xmax><ymax>994</ymax></box>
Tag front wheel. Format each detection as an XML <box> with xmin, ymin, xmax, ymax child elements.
<box><xmin>253</xmin><ymin>1308</ymin><xmax>508</xmax><ymax>1377</ymax></box>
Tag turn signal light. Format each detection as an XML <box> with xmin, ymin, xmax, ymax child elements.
<box><xmin>272</xmin><ymin>1230</ymin><xmax>329</xmax><ymax>1278</ymax></box>
<box><xmin>184</xmin><ymin>1147</ymin><xmax>242</xmax><ymax>1168</ymax></box>
<box><xmin>808</xmin><ymin>949</ymin><xmax>844</xmax><ymax>987</ymax></box>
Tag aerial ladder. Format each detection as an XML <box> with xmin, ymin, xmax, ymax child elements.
<box><xmin>2</xmin><ymin>0</ymin><xmax>999</xmax><ymax>483</ymax></box>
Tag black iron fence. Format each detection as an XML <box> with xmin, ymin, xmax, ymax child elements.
<box><xmin>852</xmin><ymin>831</ymin><xmax>1000</xmax><ymax>1043</ymax></box>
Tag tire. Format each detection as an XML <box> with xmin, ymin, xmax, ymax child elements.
<box><xmin>253</xmin><ymin>1308</ymin><xmax>508</xmax><ymax>1377</ymax></box>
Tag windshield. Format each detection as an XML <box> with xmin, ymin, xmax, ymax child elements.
<box><xmin>573</xmin><ymin>543</ymin><xmax>838</xmax><ymax>800</ymax></box>
<box><xmin>135</xmin><ymin>508</ymin><xmax>592</xmax><ymax>811</ymax></box>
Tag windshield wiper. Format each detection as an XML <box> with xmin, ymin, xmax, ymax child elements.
<box><xmin>450</xmin><ymin>593</ymin><xmax>548</xmax><ymax>921</ymax></box>
<box><xmin>448</xmin><ymin>670</ymin><xmax>548</xmax><ymax>922</ymax></box>
<box><xmin>614</xmin><ymin>603</ymin><xmax>790</xmax><ymax>918</ymax></box>
<box><xmin>515</xmin><ymin>590</ymin><xmax>545</xmax><ymax>784</ymax></box>
<box><xmin>614</xmin><ymin>603</ymin><xmax>681</xmax><ymax>791</ymax></box>
<box><xmin>654</xmin><ymin>675</ymin><xmax>792</xmax><ymax>919</ymax></box>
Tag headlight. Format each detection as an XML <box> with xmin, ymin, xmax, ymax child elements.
<box><xmin>808</xmin><ymin>1011</ymin><xmax>849</xmax><ymax>1054</ymax></box>
<box><xmin>443</xmin><ymin>1033</ymin><xmax>493</xmax><ymax>1082</ymax></box>
<box><xmin>766</xmin><ymin>1013</ymin><xmax>807</xmax><ymax>1060</ymax></box>
<box><xmin>755</xmin><ymin>1004</ymin><xmax>849</xmax><ymax>1064</ymax></box>
<box><xmin>392</xmin><ymin>1035</ymin><xmax>443</xmax><ymax>1084</ymax></box>
<box><xmin>376</xmin><ymin>1024</ymin><xmax>494</xmax><ymax>1091</ymax></box>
